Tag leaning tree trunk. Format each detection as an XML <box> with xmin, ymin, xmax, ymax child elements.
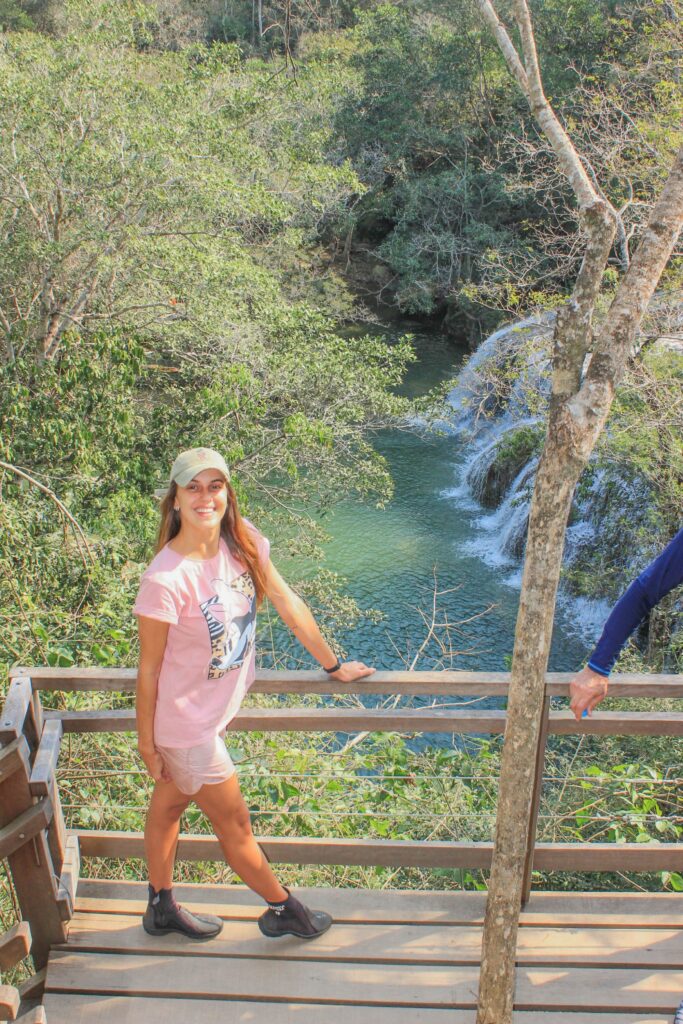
<box><xmin>476</xmin><ymin>144</ymin><xmax>683</xmax><ymax>1024</ymax></box>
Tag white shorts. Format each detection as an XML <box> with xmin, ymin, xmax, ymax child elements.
<box><xmin>156</xmin><ymin>734</ymin><xmax>236</xmax><ymax>795</ymax></box>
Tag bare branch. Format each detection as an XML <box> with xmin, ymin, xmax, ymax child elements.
<box><xmin>475</xmin><ymin>0</ymin><xmax>529</xmax><ymax>93</ymax></box>
<box><xmin>476</xmin><ymin>0</ymin><xmax>602</xmax><ymax>212</ymax></box>
<box><xmin>576</xmin><ymin>144</ymin><xmax>683</xmax><ymax>420</ymax></box>
<box><xmin>0</xmin><ymin>460</ymin><xmax>96</xmax><ymax>569</ymax></box>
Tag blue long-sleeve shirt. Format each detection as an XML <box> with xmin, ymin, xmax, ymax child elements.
<box><xmin>588</xmin><ymin>527</ymin><xmax>683</xmax><ymax>676</ymax></box>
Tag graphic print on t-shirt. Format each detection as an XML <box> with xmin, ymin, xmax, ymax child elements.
<box><xmin>199</xmin><ymin>572</ymin><xmax>256</xmax><ymax>679</ymax></box>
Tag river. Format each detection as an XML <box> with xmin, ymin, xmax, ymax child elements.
<box><xmin>278</xmin><ymin>324</ymin><xmax>600</xmax><ymax>676</ymax></box>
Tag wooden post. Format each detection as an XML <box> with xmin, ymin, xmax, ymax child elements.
<box><xmin>0</xmin><ymin>678</ymin><xmax>33</xmax><ymax>746</ymax></box>
<box><xmin>521</xmin><ymin>694</ymin><xmax>550</xmax><ymax>905</ymax></box>
<box><xmin>30</xmin><ymin>717</ymin><xmax>66</xmax><ymax>877</ymax></box>
<box><xmin>0</xmin><ymin>684</ymin><xmax>67</xmax><ymax>968</ymax></box>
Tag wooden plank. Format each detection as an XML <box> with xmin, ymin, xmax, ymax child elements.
<box><xmin>0</xmin><ymin>923</ymin><xmax>31</xmax><ymax>971</ymax></box>
<box><xmin>24</xmin><ymin>691</ymin><xmax>42</xmax><ymax>755</ymax></box>
<box><xmin>59</xmin><ymin>912</ymin><xmax>683</xmax><ymax>969</ymax></box>
<box><xmin>75</xmin><ymin>829</ymin><xmax>495</xmax><ymax>865</ymax></box>
<box><xmin>0</xmin><ymin>740</ymin><xmax>31</xmax><ymax>786</ymax></box>
<box><xmin>29</xmin><ymin>720</ymin><xmax>62</xmax><ymax>797</ymax></box>
<box><xmin>46</xmin><ymin>707</ymin><xmax>510</xmax><ymax>734</ymax></box>
<box><xmin>17</xmin><ymin>970</ymin><xmax>46</xmax><ymax>1005</ymax></box>
<box><xmin>29</xmin><ymin>717</ymin><xmax>67</xmax><ymax>875</ymax></box>
<box><xmin>74</xmin><ymin>829</ymin><xmax>683</xmax><ymax>872</ymax></box>
<box><xmin>15</xmin><ymin>665</ymin><xmax>683</xmax><ymax>697</ymax></box>
<box><xmin>56</xmin><ymin>836</ymin><xmax>81</xmax><ymax>922</ymax></box>
<box><xmin>0</xmin><ymin>678</ymin><xmax>33</xmax><ymax>745</ymax></box>
<box><xmin>44</xmin><ymin>706</ymin><xmax>683</xmax><ymax>736</ymax></box>
<box><xmin>532</xmin><ymin>843</ymin><xmax>683</xmax><ymax>872</ymax></box>
<box><xmin>47</xmin><ymin>773</ymin><xmax>67</xmax><ymax>878</ymax></box>
<box><xmin>15</xmin><ymin>1009</ymin><xmax>46</xmax><ymax>1024</ymax></box>
<box><xmin>74</xmin><ymin>879</ymin><xmax>683</xmax><ymax>929</ymax></box>
<box><xmin>0</xmin><ymin>984</ymin><xmax>20</xmax><ymax>1021</ymax></box>
<box><xmin>0</xmin><ymin>764</ymin><xmax>67</xmax><ymax>968</ymax></box>
<box><xmin>0</xmin><ymin>796</ymin><xmax>53</xmax><ymax>860</ymax></box>
<box><xmin>41</xmin><ymin>994</ymin><xmax>675</xmax><ymax>1024</ymax></box>
<box><xmin>75</xmin><ymin>878</ymin><xmax>489</xmax><ymax>923</ymax></box>
<box><xmin>45</xmin><ymin>950</ymin><xmax>471</xmax><ymax>1006</ymax></box>
<box><xmin>44</xmin><ymin>951</ymin><xmax>683</xmax><ymax>1010</ymax></box>
<box><xmin>550</xmin><ymin>711</ymin><xmax>683</xmax><ymax>736</ymax></box>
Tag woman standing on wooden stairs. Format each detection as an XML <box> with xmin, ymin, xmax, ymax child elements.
<box><xmin>134</xmin><ymin>448</ymin><xmax>374</xmax><ymax>942</ymax></box>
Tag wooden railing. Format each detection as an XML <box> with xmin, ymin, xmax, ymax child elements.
<box><xmin>0</xmin><ymin>919</ymin><xmax>47</xmax><ymax>1024</ymax></box>
<box><xmin>1</xmin><ymin>666</ymin><xmax>682</xmax><ymax>959</ymax></box>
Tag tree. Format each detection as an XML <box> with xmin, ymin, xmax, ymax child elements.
<box><xmin>472</xmin><ymin>2</ymin><xmax>683</xmax><ymax>1022</ymax></box>
<box><xmin>0</xmin><ymin>18</ymin><xmax>361</xmax><ymax>364</ymax></box>
<box><xmin>0</xmin><ymin>7</ymin><xmax>416</xmax><ymax>677</ymax></box>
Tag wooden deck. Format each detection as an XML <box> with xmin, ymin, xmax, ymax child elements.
<box><xmin>42</xmin><ymin>879</ymin><xmax>683</xmax><ymax>1023</ymax></box>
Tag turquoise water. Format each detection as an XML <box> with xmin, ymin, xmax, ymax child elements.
<box><xmin>284</xmin><ymin>328</ymin><xmax>593</xmax><ymax>676</ymax></box>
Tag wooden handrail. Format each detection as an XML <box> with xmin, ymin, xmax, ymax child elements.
<box><xmin>10</xmin><ymin>665</ymin><xmax>683</xmax><ymax>697</ymax></box>
<box><xmin>74</xmin><ymin>829</ymin><xmax>683</xmax><ymax>872</ymax></box>
<box><xmin>42</xmin><ymin>706</ymin><xmax>683</xmax><ymax>736</ymax></box>
<box><xmin>0</xmin><ymin>685</ymin><xmax>75</xmax><ymax>969</ymax></box>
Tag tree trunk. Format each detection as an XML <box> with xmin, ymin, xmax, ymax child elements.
<box><xmin>476</xmin><ymin>143</ymin><xmax>683</xmax><ymax>1024</ymax></box>
<box><xmin>476</xmin><ymin>434</ymin><xmax>583</xmax><ymax>1024</ymax></box>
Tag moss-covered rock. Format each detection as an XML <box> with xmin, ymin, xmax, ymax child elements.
<box><xmin>474</xmin><ymin>423</ymin><xmax>544</xmax><ymax>508</ymax></box>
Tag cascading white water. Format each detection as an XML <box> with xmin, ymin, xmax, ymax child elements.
<box><xmin>499</xmin><ymin>458</ymin><xmax>538</xmax><ymax>558</ymax></box>
<box><xmin>446</xmin><ymin>312</ymin><xmax>554</xmax><ymax>432</ymax></box>
<box><xmin>465</xmin><ymin>435</ymin><xmax>503</xmax><ymax>503</ymax></box>
<box><xmin>443</xmin><ymin>310</ymin><xmax>656</xmax><ymax>643</ymax></box>
<box><xmin>465</xmin><ymin>418</ymin><xmax>542</xmax><ymax>508</ymax></box>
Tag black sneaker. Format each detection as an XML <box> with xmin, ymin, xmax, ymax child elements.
<box><xmin>143</xmin><ymin>885</ymin><xmax>223</xmax><ymax>940</ymax></box>
<box><xmin>258</xmin><ymin>890</ymin><xmax>332</xmax><ymax>940</ymax></box>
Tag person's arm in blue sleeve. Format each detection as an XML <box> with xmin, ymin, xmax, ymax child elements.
<box><xmin>569</xmin><ymin>527</ymin><xmax>683</xmax><ymax>721</ymax></box>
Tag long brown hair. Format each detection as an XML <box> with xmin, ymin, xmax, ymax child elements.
<box><xmin>156</xmin><ymin>480</ymin><xmax>267</xmax><ymax>607</ymax></box>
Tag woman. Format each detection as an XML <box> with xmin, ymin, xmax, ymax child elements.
<box><xmin>134</xmin><ymin>447</ymin><xmax>374</xmax><ymax>941</ymax></box>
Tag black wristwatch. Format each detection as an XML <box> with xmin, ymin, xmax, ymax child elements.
<box><xmin>324</xmin><ymin>659</ymin><xmax>342</xmax><ymax>674</ymax></box>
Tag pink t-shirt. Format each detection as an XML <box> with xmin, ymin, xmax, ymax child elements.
<box><xmin>133</xmin><ymin>525</ymin><xmax>270</xmax><ymax>747</ymax></box>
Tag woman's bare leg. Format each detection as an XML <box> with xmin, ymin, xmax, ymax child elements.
<box><xmin>144</xmin><ymin>779</ymin><xmax>191</xmax><ymax>891</ymax></box>
<box><xmin>194</xmin><ymin>774</ymin><xmax>287</xmax><ymax>902</ymax></box>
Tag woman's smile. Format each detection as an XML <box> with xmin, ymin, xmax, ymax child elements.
<box><xmin>176</xmin><ymin>470</ymin><xmax>229</xmax><ymax>527</ymax></box>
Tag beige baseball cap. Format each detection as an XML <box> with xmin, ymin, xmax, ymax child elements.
<box><xmin>170</xmin><ymin>448</ymin><xmax>231</xmax><ymax>487</ymax></box>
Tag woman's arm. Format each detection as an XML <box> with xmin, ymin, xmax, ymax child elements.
<box><xmin>263</xmin><ymin>559</ymin><xmax>375</xmax><ymax>683</ymax></box>
<box><xmin>569</xmin><ymin>528</ymin><xmax>683</xmax><ymax>720</ymax></box>
<box><xmin>136</xmin><ymin>616</ymin><xmax>172</xmax><ymax>782</ymax></box>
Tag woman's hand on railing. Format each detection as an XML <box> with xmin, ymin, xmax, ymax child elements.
<box><xmin>138</xmin><ymin>744</ymin><xmax>172</xmax><ymax>783</ymax></box>
<box><xmin>569</xmin><ymin>666</ymin><xmax>609</xmax><ymax>721</ymax></box>
<box><xmin>328</xmin><ymin>661</ymin><xmax>375</xmax><ymax>683</ymax></box>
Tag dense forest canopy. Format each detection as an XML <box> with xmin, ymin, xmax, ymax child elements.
<box><xmin>0</xmin><ymin>0</ymin><xmax>680</xmax><ymax>676</ymax></box>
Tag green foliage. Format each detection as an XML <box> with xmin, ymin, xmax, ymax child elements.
<box><xmin>566</xmin><ymin>343</ymin><xmax>682</xmax><ymax>627</ymax></box>
<box><xmin>0</xmin><ymin>4</ymin><xmax>418</xmax><ymax>679</ymax></box>
<box><xmin>332</xmin><ymin>0</ymin><xmax>681</xmax><ymax>339</ymax></box>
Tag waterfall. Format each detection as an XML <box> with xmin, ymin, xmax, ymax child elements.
<box><xmin>464</xmin><ymin>418</ymin><xmax>542</xmax><ymax>507</ymax></box>
<box><xmin>447</xmin><ymin>311</ymin><xmax>554</xmax><ymax>431</ymax></box>
<box><xmin>445</xmin><ymin>314</ymin><xmax>554</xmax><ymax>571</ymax></box>
<box><xmin>465</xmin><ymin>435</ymin><xmax>502</xmax><ymax>504</ymax></box>
<box><xmin>499</xmin><ymin>458</ymin><xmax>538</xmax><ymax>558</ymax></box>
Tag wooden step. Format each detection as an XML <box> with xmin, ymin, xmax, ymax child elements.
<box><xmin>76</xmin><ymin>879</ymin><xmax>683</xmax><ymax>929</ymax></box>
<box><xmin>45</xmin><ymin>951</ymin><xmax>683</xmax><ymax>1012</ymax></box>
<box><xmin>60</xmin><ymin>911</ymin><xmax>683</xmax><ymax>969</ymax></box>
<box><xmin>41</xmin><ymin>993</ymin><xmax>675</xmax><ymax>1024</ymax></box>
